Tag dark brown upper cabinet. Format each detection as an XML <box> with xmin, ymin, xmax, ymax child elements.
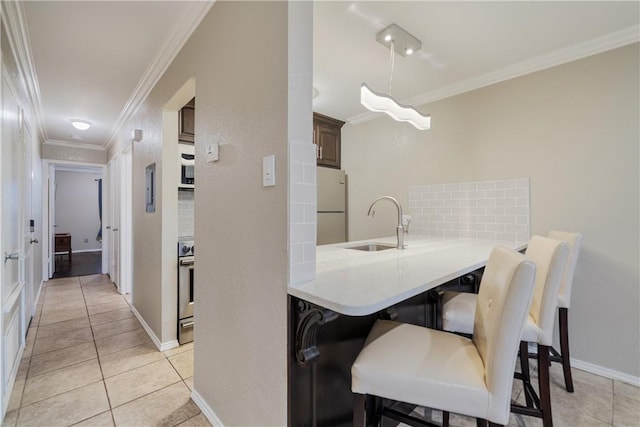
<box><xmin>313</xmin><ymin>112</ymin><xmax>345</xmax><ymax>169</ymax></box>
<box><xmin>179</xmin><ymin>98</ymin><xmax>195</xmax><ymax>143</ymax></box>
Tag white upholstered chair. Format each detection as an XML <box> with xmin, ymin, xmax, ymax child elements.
<box><xmin>546</xmin><ymin>231</ymin><xmax>582</xmax><ymax>392</ymax></box>
<box><xmin>351</xmin><ymin>246</ymin><xmax>536</xmax><ymax>427</ymax></box>
<box><xmin>440</xmin><ymin>236</ymin><xmax>569</xmax><ymax>426</ymax></box>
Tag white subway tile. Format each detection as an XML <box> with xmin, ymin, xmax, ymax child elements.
<box><xmin>517</xmin><ymin>178</ymin><xmax>529</xmax><ymax>188</ymax></box>
<box><xmin>303</xmin><ymin>164</ymin><xmax>317</xmax><ymax>185</ymax></box>
<box><xmin>477</xmin><ymin>214</ymin><xmax>496</xmax><ymax>223</ymax></box>
<box><xmin>496</xmin><ymin>232</ymin><xmax>517</xmax><ymax>241</ymax></box>
<box><xmin>477</xmin><ymin>199</ymin><xmax>496</xmax><ymax>207</ymax></box>
<box><xmin>485</xmin><ymin>207</ymin><xmax>505</xmax><ymax>215</ymax></box>
<box><xmin>304</xmin><ymin>204</ymin><xmax>316</xmax><ymax>223</ymax></box>
<box><xmin>505</xmin><ymin>224</ymin><xmax>529</xmax><ymax>233</ymax></box>
<box><xmin>291</xmin><ymin>243</ymin><xmax>304</xmax><ymax>264</ymax></box>
<box><xmin>496</xmin><ymin>180</ymin><xmax>516</xmax><ymax>190</ymax></box>
<box><xmin>445</xmin><ymin>183</ymin><xmax>460</xmax><ymax>192</ymax></box>
<box><xmin>291</xmin><ymin>182</ymin><xmax>315</xmax><ymax>204</ymax></box>
<box><xmin>444</xmin><ymin>215</ymin><xmax>460</xmax><ymax>223</ymax></box>
<box><xmin>436</xmin><ymin>208</ymin><xmax>452</xmax><ymax>215</ymax></box>
<box><xmin>505</xmin><ymin>206</ymin><xmax>528</xmax><ymax>215</ymax></box>
<box><xmin>496</xmin><ymin>198</ymin><xmax>517</xmax><ymax>207</ymax></box>
<box><xmin>291</xmin><ymin>163</ymin><xmax>304</xmax><ymax>183</ymax></box>
<box><xmin>303</xmin><ymin>242</ymin><xmax>316</xmax><ymax>263</ymax></box>
<box><xmin>291</xmin><ymin>203</ymin><xmax>304</xmax><ymax>224</ymax></box>
<box><xmin>430</xmin><ymin>200</ymin><xmax>445</xmax><ymax>208</ymax></box>
<box><xmin>486</xmin><ymin>189</ymin><xmax>506</xmax><ymax>198</ymax></box>
<box><xmin>517</xmin><ymin>197</ymin><xmax>529</xmax><ymax>206</ymax></box>
<box><xmin>459</xmin><ymin>182</ymin><xmax>476</xmax><ymax>191</ymax></box>
<box><xmin>445</xmin><ymin>199</ymin><xmax>459</xmax><ymax>208</ymax></box>
<box><xmin>478</xmin><ymin>231</ymin><xmax>497</xmax><ymax>240</ymax></box>
<box><xmin>486</xmin><ymin>224</ymin><xmax>506</xmax><ymax>232</ymax></box>
<box><xmin>430</xmin><ymin>184</ymin><xmax>444</xmax><ymax>192</ymax></box>
<box><xmin>496</xmin><ymin>215</ymin><xmax>516</xmax><ymax>224</ymax></box>
<box><xmin>438</xmin><ymin>192</ymin><xmax>452</xmax><ymax>200</ymax></box>
<box><xmin>505</xmin><ymin>188</ymin><xmax>528</xmax><ymax>198</ymax></box>
<box><xmin>291</xmin><ymin>223</ymin><xmax>315</xmax><ymax>244</ymax></box>
<box><xmin>516</xmin><ymin>215</ymin><xmax>528</xmax><ymax>225</ymax></box>
<box><xmin>477</xmin><ymin>181</ymin><xmax>496</xmax><ymax>190</ymax></box>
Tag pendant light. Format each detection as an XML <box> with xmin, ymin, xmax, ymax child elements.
<box><xmin>361</xmin><ymin>24</ymin><xmax>431</xmax><ymax>130</ymax></box>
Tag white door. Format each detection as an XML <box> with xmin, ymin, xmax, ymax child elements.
<box><xmin>1</xmin><ymin>72</ymin><xmax>26</xmax><ymax>418</ymax></box>
<box><xmin>22</xmin><ymin>123</ymin><xmax>35</xmax><ymax>322</ymax></box>
<box><xmin>47</xmin><ymin>164</ymin><xmax>55</xmax><ymax>278</ymax></box>
<box><xmin>119</xmin><ymin>147</ymin><xmax>132</xmax><ymax>294</ymax></box>
<box><xmin>109</xmin><ymin>156</ymin><xmax>120</xmax><ymax>287</ymax></box>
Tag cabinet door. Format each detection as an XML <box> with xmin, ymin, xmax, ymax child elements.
<box><xmin>179</xmin><ymin>98</ymin><xmax>195</xmax><ymax>143</ymax></box>
<box><xmin>316</xmin><ymin>124</ymin><xmax>340</xmax><ymax>168</ymax></box>
<box><xmin>313</xmin><ymin>113</ymin><xmax>344</xmax><ymax>169</ymax></box>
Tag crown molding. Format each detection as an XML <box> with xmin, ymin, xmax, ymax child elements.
<box><xmin>1</xmin><ymin>0</ymin><xmax>48</xmax><ymax>141</ymax></box>
<box><xmin>348</xmin><ymin>24</ymin><xmax>640</xmax><ymax>125</ymax></box>
<box><xmin>44</xmin><ymin>139</ymin><xmax>106</xmax><ymax>152</ymax></box>
<box><xmin>104</xmin><ymin>1</ymin><xmax>215</xmax><ymax>151</ymax></box>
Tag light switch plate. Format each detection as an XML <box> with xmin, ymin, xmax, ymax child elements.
<box><xmin>263</xmin><ymin>155</ymin><xmax>275</xmax><ymax>187</ymax></box>
<box><xmin>206</xmin><ymin>142</ymin><xmax>219</xmax><ymax>163</ymax></box>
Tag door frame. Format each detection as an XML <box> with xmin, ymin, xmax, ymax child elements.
<box><xmin>41</xmin><ymin>160</ymin><xmax>105</xmax><ymax>280</ymax></box>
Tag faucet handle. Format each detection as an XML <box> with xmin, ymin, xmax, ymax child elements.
<box><xmin>402</xmin><ymin>215</ymin><xmax>411</xmax><ymax>234</ymax></box>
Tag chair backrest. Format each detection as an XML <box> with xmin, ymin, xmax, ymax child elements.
<box><xmin>524</xmin><ymin>236</ymin><xmax>570</xmax><ymax>345</ymax></box>
<box><xmin>472</xmin><ymin>246</ymin><xmax>536</xmax><ymax>425</ymax></box>
<box><xmin>548</xmin><ymin>231</ymin><xmax>583</xmax><ymax>309</ymax></box>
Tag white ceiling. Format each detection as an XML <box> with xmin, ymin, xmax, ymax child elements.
<box><xmin>16</xmin><ymin>1</ymin><xmax>640</xmax><ymax>150</ymax></box>
<box><xmin>20</xmin><ymin>1</ymin><xmax>211</xmax><ymax>148</ymax></box>
<box><xmin>313</xmin><ymin>1</ymin><xmax>640</xmax><ymax>122</ymax></box>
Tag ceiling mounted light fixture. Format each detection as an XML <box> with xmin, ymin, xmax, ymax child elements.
<box><xmin>71</xmin><ymin>119</ymin><xmax>91</xmax><ymax>130</ymax></box>
<box><xmin>361</xmin><ymin>24</ymin><xmax>431</xmax><ymax>130</ymax></box>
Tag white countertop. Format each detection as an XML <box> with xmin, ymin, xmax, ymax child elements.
<box><xmin>288</xmin><ymin>236</ymin><xmax>527</xmax><ymax>316</ymax></box>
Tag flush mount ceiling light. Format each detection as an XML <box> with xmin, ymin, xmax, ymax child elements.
<box><xmin>71</xmin><ymin>119</ymin><xmax>91</xmax><ymax>130</ymax></box>
<box><xmin>361</xmin><ymin>24</ymin><xmax>431</xmax><ymax>130</ymax></box>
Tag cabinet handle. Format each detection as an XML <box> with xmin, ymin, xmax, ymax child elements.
<box><xmin>106</xmin><ymin>226</ymin><xmax>111</xmax><ymax>230</ymax></box>
<box><xmin>315</xmin><ymin>143</ymin><xmax>320</xmax><ymax>160</ymax></box>
<box><xmin>319</xmin><ymin>145</ymin><xmax>323</xmax><ymax>160</ymax></box>
<box><xmin>30</xmin><ymin>239</ymin><xmax>39</xmax><ymax>244</ymax></box>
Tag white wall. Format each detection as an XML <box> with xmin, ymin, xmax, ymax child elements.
<box><xmin>54</xmin><ymin>171</ymin><xmax>103</xmax><ymax>252</ymax></box>
<box><xmin>108</xmin><ymin>2</ymin><xmax>311</xmax><ymax>424</ymax></box>
<box><xmin>43</xmin><ymin>141</ymin><xmax>107</xmax><ymax>164</ymax></box>
<box><xmin>342</xmin><ymin>43</ymin><xmax>639</xmax><ymax>378</ymax></box>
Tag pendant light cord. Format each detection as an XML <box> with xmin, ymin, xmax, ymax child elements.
<box><xmin>388</xmin><ymin>41</ymin><xmax>395</xmax><ymax>95</ymax></box>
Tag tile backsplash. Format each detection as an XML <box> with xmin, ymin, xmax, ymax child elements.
<box><xmin>408</xmin><ymin>178</ymin><xmax>530</xmax><ymax>242</ymax></box>
<box><xmin>178</xmin><ymin>190</ymin><xmax>194</xmax><ymax>238</ymax></box>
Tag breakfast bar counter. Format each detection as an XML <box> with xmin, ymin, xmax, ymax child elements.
<box><xmin>288</xmin><ymin>236</ymin><xmax>527</xmax><ymax>316</ymax></box>
<box><xmin>287</xmin><ymin>236</ymin><xmax>526</xmax><ymax>427</ymax></box>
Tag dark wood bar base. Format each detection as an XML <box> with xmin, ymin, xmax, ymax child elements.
<box><xmin>288</xmin><ymin>269</ymin><xmax>484</xmax><ymax>427</ymax></box>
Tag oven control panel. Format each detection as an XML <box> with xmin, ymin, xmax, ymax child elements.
<box><xmin>178</xmin><ymin>240</ymin><xmax>194</xmax><ymax>257</ymax></box>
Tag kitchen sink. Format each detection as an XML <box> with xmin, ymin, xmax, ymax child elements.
<box><xmin>347</xmin><ymin>243</ymin><xmax>396</xmax><ymax>252</ymax></box>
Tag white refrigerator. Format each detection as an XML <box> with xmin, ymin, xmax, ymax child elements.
<box><xmin>317</xmin><ymin>167</ymin><xmax>347</xmax><ymax>245</ymax></box>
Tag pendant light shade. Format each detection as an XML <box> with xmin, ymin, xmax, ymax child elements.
<box><xmin>361</xmin><ymin>84</ymin><xmax>431</xmax><ymax>130</ymax></box>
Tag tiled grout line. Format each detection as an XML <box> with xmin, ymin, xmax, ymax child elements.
<box><xmin>79</xmin><ymin>276</ymin><xmax>117</xmax><ymax>427</ymax></box>
<box><xmin>8</xmin><ymin>275</ymin><xmax>201</xmax><ymax>427</ymax></box>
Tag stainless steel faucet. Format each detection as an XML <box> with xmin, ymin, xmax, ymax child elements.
<box><xmin>367</xmin><ymin>196</ymin><xmax>405</xmax><ymax>249</ymax></box>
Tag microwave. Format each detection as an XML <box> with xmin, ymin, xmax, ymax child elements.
<box><xmin>179</xmin><ymin>144</ymin><xmax>195</xmax><ymax>188</ymax></box>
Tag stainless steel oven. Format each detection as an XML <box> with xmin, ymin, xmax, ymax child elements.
<box><xmin>177</xmin><ymin>239</ymin><xmax>194</xmax><ymax>344</ymax></box>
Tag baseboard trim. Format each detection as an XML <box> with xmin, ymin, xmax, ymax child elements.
<box><xmin>129</xmin><ymin>305</ymin><xmax>178</xmax><ymax>352</ymax></box>
<box><xmin>527</xmin><ymin>342</ymin><xmax>640</xmax><ymax>387</ymax></box>
<box><xmin>70</xmin><ymin>249</ymin><xmax>102</xmax><ymax>254</ymax></box>
<box><xmin>191</xmin><ymin>389</ymin><xmax>224</xmax><ymax>426</ymax></box>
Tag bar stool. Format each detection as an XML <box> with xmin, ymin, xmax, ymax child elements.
<box><xmin>546</xmin><ymin>231</ymin><xmax>583</xmax><ymax>392</ymax></box>
<box><xmin>440</xmin><ymin>236</ymin><xmax>569</xmax><ymax>426</ymax></box>
<box><xmin>351</xmin><ymin>246</ymin><xmax>536</xmax><ymax>427</ymax></box>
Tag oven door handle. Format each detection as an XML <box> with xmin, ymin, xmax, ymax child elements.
<box><xmin>179</xmin><ymin>259</ymin><xmax>194</xmax><ymax>266</ymax></box>
<box><xmin>181</xmin><ymin>321</ymin><xmax>194</xmax><ymax>328</ymax></box>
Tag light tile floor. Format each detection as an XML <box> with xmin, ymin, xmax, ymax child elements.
<box><xmin>2</xmin><ymin>274</ymin><xmax>210</xmax><ymax>427</ymax></box>
<box><xmin>3</xmin><ymin>274</ymin><xmax>639</xmax><ymax>427</ymax></box>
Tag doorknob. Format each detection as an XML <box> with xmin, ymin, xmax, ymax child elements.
<box><xmin>30</xmin><ymin>239</ymin><xmax>39</xmax><ymax>244</ymax></box>
<box><xmin>4</xmin><ymin>252</ymin><xmax>19</xmax><ymax>263</ymax></box>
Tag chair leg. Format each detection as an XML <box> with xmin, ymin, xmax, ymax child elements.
<box><xmin>353</xmin><ymin>393</ymin><xmax>366</xmax><ymax>427</ymax></box>
<box><xmin>537</xmin><ymin>345</ymin><xmax>554</xmax><ymax>427</ymax></box>
<box><xmin>558</xmin><ymin>307</ymin><xmax>574</xmax><ymax>392</ymax></box>
<box><xmin>519</xmin><ymin>340</ymin><xmax>533</xmax><ymax>407</ymax></box>
<box><xmin>442</xmin><ymin>411</ymin><xmax>450</xmax><ymax>427</ymax></box>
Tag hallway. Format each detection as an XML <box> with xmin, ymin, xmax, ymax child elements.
<box><xmin>2</xmin><ymin>275</ymin><xmax>209</xmax><ymax>427</ymax></box>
